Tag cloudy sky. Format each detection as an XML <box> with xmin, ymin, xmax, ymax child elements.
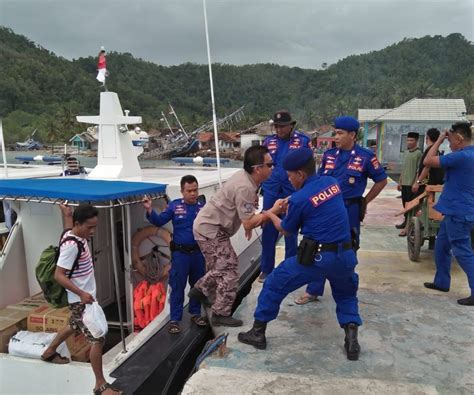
<box><xmin>1</xmin><ymin>0</ymin><xmax>473</xmax><ymax>69</ymax></box>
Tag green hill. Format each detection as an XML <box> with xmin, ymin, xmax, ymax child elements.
<box><xmin>0</xmin><ymin>26</ymin><xmax>472</xmax><ymax>144</ymax></box>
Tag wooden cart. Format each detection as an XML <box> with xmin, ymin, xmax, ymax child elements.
<box><xmin>397</xmin><ymin>185</ymin><xmax>444</xmax><ymax>261</ymax></box>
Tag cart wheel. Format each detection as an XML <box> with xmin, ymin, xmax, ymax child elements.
<box><xmin>408</xmin><ymin>217</ymin><xmax>421</xmax><ymax>262</ymax></box>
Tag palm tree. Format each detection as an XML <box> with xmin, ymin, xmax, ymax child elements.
<box><xmin>59</xmin><ymin>106</ymin><xmax>78</xmax><ymax>139</ymax></box>
<box><xmin>45</xmin><ymin>119</ymin><xmax>60</xmax><ymax>154</ymax></box>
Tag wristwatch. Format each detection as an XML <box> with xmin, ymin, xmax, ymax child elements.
<box><xmin>416</xmin><ymin>180</ymin><xmax>422</xmax><ymax>185</ymax></box>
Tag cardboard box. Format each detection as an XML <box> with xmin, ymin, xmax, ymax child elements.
<box><xmin>0</xmin><ymin>308</ymin><xmax>29</xmax><ymax>353</ymax></box>
<box><xmin>7</xmin><ymin>293</ymin><xmax>47</xmax><ymax>312</ymax></box>
<box><xmin>27</xmin><ymin>305</ymin><xmax>91</xmax><ymax>362</ymax></box>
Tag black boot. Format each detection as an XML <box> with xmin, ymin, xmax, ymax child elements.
<box><xmin>238</xmin><ymin>320</ymin><xmax>267</xmax><ymax>350</ymax></box>
<box><xmin>343</xmin><ymin>323</ymin><xmax>360</xmax><ymax>361</ymax></box>
<box><xmin>457</xmin><ymin>296</ymin><xmax>474</xmax><ymax>306</ymax></box>
<box><xmin>424</xmin><ymin>282</ymin><xmax>449</xmax><ymax>292</ymax></box>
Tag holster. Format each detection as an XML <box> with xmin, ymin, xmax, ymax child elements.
<box><xmin>351</xmin><ymin>228</ymin><xmax>360</xmax><ymax>251</ymax></box>
<box><xmin>297</xmin><ymin>238</ymin><xmax>318</xmax><ymax>266</ymax></box>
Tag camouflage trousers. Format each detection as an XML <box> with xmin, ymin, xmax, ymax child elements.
<box><xmin>195</xmin><ymin>230</ymin><xmax>239</xmax><ymax>316</ymax></box>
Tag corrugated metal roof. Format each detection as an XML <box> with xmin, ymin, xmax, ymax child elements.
<box><xmin>358</xmin><ymin>109</ymin><xmax>391</xmax><ymax>122</ymax></box>
<box><xmin>359</xmin><ymin>98</ymin><xmax>466</xmax><ymax>122</ymax></box>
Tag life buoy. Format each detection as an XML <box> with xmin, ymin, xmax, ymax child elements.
<box><xmin>132</xmin><ymin>226</ymin><xmax>171</xmax><ymax>330</ymax></box>
<box><xmin>131</xmin><ymin>225</ymin><xmax>171</xmax><ymax>283</ymax></box>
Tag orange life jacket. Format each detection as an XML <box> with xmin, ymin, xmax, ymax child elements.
<box><xmin>133</xmin><ymin>280</ymin><xmax>167</xmax><ymax>330</ymax></box>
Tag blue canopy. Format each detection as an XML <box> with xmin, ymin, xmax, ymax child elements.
<box><xmin>0</xmin><ymin>178</ymin><xmax>167</xmax><ymax>201</ymax></box>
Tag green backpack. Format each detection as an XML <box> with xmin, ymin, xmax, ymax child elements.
<box><xmin>35</xmin><ymin>230</ymin><xmax>84</xmax><ymax>308</ymax></box>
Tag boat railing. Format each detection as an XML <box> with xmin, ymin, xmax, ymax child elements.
<box><xmin>0</xmin><ymin>221</ymin><xmax>20</xmax><ymax>264</ymax></box>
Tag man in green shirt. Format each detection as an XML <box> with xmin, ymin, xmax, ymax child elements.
<box><xmin>397</xmin><ymin>132</ymin><xmax>422</xmax><ymax>236</ymax></box>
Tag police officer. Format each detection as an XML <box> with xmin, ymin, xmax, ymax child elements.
<box><xmin>143</xmin><ymin>175</ymin><xmax>207</xmax><ymax>334</ymax></box>
<box><xmin>238</xmin><ymin>147</ymin><xmax>362</xmax><ymax>360</ymax></box>
<box><xmin>422</xmin><ymin>122</ymin><xmax>474</xmax><ymax>306</ymax></box>
<box><xmin>295</xmin><ymin>116</ymin><xmax>387</xmax><ymax>304</ymax></box>
<box><xmin>260</xmin><ymin>110</ymin><xmax>312</xmax><ymax>282</ymax></box>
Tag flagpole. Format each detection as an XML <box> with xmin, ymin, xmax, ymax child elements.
<box><xmin>202</xmin><ymin>0</ymin><xmax>222</xmax><ymax>187</ymax></box>
<box><xmin>0</xmin><ymin>119</ymin><xmax>8</xmax><ymax>178</ymax></box>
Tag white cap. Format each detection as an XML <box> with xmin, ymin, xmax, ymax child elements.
<box><xmin>100</xmin><ymin>46</ymin><xmax>105</xmax><ymax>51</ymax></box>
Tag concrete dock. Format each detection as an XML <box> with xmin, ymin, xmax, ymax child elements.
<box><xmin>182</xmin><ymin>180</ymin><xmax>474</xmax><ymax>394</ymax></box>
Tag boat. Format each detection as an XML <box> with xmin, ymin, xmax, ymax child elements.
<box><xmin>0</xmin><ymin>91</ymin><xmax>262</xmax><ymax>394</ymax></box>
<box><xmin>15</xmin><ymin>129</ymin><xmax>44</xmax><ymax>151</ymax></box>
<box><xmin>171</xmin><ymin>156</ymin><xmax>230</xmax><ymax>167</ymax></box>
<box><xmin>14</xmin><ymin>155</ymin><xmax>63</xmax><ymax>165</ymax></box>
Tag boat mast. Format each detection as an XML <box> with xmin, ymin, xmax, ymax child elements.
<box><xmin>160</xmin><ymin>111</ymin><xmax>175</xmax><ymax>136</ymax></box>
<box><xmin>202</xmin><ymin>0</ymin><xmax>222</xmax><ymax>186</ymax></box>
<box><xmin>0</xmin><ymin>119</ymin><xmax>8</xmax><ymax>178</ymax></box>
<box><xmin>169</xmin><ymin>103</ymin><xmax>189</xmax><ymax>139</ymax></box>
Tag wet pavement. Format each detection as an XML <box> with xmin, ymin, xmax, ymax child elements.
<box><xmin>183</xmin><ymin>179</ymin><xmax>474</xmax><ymax>394</ymax></box>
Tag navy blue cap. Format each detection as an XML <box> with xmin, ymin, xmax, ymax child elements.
<box><xmin>283</xmin><ymin>147</ymin><xmax>313</xmax><ymax>171</ymax></box>
<box><xmin>334</xmin><ymin>116</ymin><xmax>360</xmax><ymax>132</ymax></box>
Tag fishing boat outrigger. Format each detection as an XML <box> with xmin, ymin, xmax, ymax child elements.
<box><xmin>0</xmin><ymin>91</ymin><xmax>262</xmax><ymax>394</ymax></box>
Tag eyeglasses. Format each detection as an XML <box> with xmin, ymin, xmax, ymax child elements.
<box><xmin>253</xmin><ymin>162</ymin><xmax>274</xmax><ymax>169</ymax></box>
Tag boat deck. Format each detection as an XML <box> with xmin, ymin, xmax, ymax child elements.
<box><xmin>183</xmin><ymin>179</ymin><xmax>474</xmax><ymax>394</ymax></box>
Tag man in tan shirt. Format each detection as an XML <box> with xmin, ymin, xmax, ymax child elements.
<box><xmin>189</xmin><ymin>145</ymin><xmax>277</xmax><ymax>326</ymax></box>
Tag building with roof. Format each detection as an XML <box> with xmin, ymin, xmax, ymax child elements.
<box><xmin>198</xmin><ymin>132</ymin><xmax>240</xmax><ymax>151</ymax></box>
<box><xmin>69</xmin><ymin>131</ymin><xmax>98</xmax><ymax>151</ymax></box>
<box><xmin>358</xmin><ymin>98</ymin><xmax>467</xmax><ymax>170</ymax></box>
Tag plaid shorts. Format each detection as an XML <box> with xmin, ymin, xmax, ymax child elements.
<box><xmin>69</xmin><ymin>302</ymin><xmax>105</xmax><ymax>344</ymax></box>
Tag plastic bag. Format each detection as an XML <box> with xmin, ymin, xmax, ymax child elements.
<box><xmin>83</xmin><ymin>302</ymin><xmax>108</xmax><ymax>338</ymax></box>
<box><xmin>9</xmin><ymin>330</ymin><xmax>70</xmax><ymax>360</ymax></box>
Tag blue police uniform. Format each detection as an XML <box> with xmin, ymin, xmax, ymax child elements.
<box><xmin>305</xmin><ymin>144</ymin><xmax>387</xmax><ymax>297</ymax></box>
<box><xmin>147</xmin><ymin>199</ymin><xmax>205</xmax><ymax>322</ymax></box>
<box><xmin>254</xmin><ymin>174</ymin><xmax>362</xmax><ymax>327</ymax></box>
<box><xmin>431</xmin><ymin>146</ymin><xmax>474</xmax><ymax>295</ymax></box>
<box><xmin>260</xmin><ymin>130</ymin><xmax>311</xmax><ymax>274</ymax></box>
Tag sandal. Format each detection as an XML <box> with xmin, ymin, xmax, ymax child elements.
<box><xmin>93</xmin><ymin>382</ymin><xmax>122</xmax><ymax>395</ymax></box>
<box><xmin>168</xmin><ymin>321</ymin><xmax>181</xmax><ymax>334</ymax></box>
<box><xmin>41</xmin><ymin>351</ymin><xmax>70</xmax><ymax>364</ymax></box>
<box><xmin>191</xmin><ymin>315</ymin><xmax>208</xmax><ymax>327</ymax></box>
<box><xmin>295</xmin><ymin>294</ymin><xmax>318</xmax><ymax>305</ymax></box>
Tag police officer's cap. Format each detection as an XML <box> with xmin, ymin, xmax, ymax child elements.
<box><xmin>272</xmin><ymin>109</ymin><xmax>296</xmax><ymax>126</ymax></box>
<box><xmin>333</xmin><ymin>116</ymin><xmax>360</xmax><ymax>133</ymax></box>
<box><xmin>283</xmin><ymin>147</ymin><xmax>313</xmax><ymax>171</ymax></box>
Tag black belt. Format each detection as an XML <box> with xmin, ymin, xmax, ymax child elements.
<box><xmin>316</xmin><ymin>241</ymin><xmax>353</xmax><ymax>252</ymax></box>
<box><xmin>297</xmin><ymin>238</ymin><xmax>353</xmax><ymax>266</ymax></box>
<box><xmin>170</xmin><ymin>241</ymin><xmax>200</xmax><ymax>253</ymax></box>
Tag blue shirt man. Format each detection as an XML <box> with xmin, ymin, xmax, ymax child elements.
<box><xmin>297</xmin><ymin>116</ymin><xmax>387</xmax><ymax>304</ymax></box>
<box><xmin>238</xmin><ymin>148</ymin><xmax>362</xmax><ymax>361</ymax></box>
<box><xmin>422</xmin><ymin>122</ymin><xmax>474</xmax><ymax>306</ymax></box>
<box><xmin>143</xmin><ymin>175</ymin><xmax>207</xmax><ymax>333</ymax></box>
<box><xmin>260</xmin><ymin>109</ymin><xmax>311</xmax><ymax>281</ymax></box>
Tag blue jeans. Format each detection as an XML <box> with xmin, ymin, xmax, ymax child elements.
<box><xmin>254</xmin><ymin>249</ymin><xmax>362</xmax><ymax>326</ymax></box>
<box><xmin>433</xmin><ymin>215</ymin><xmax>474</xmax><ymax>295</ymax></box>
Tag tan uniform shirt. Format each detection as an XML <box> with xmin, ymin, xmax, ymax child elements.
<box><xmin>193</xmin><ymin>169</ymin><xmax>258</xmax><ymax>240</ymax></box>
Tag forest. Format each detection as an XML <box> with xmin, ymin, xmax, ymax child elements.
<box><xmin>0</xmin><ymin>26</ymin><xmax>473</xmax><ymax>144</ymax></box>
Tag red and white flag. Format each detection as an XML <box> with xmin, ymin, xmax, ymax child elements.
<box><xmin>96</xmin><ymin>46</ymin><xmax>107</xmax><ymax>83</ymax></box>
